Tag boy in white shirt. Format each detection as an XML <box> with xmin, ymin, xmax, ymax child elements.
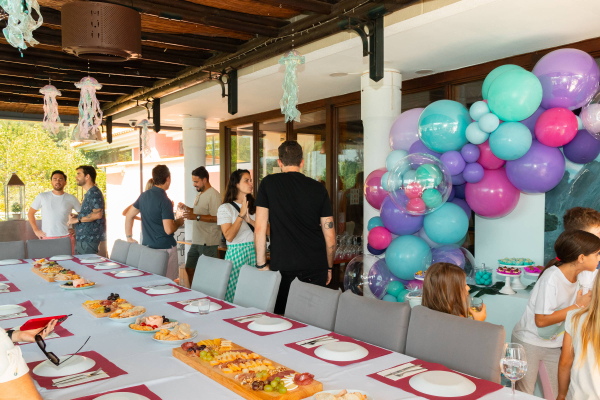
<box><xmin>563</xmin><ymin>207</ymin><xmax>600</xmax><ymax>292</ymax></box>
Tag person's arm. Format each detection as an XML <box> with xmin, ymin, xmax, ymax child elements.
<box><xmin>321</xmin><ymin>216</ymin><xmax>335</xmax><ymax>285</ymax></box>
<box><xmin>68</xmin><ymin>209</ymin><xmax>103</xmax><ymax>225</ymax></box>
<box><xmin>254</xmin><ymin>206</ymin><xmax>269</xmax><ymax>267</ymax></box>
<box><xmin>535</xmin><ymin>290</ymin><xmax>591</xmax><ymax>328</ymax></box>
<box><xmin>27</xmin><ymin>207</ymin><xmax>45</xmax><ymax>239</ymax></box>
<box><xmin>221</xmin><ymin>198</ymin><xmax>248</xmax><ymax>242</ymax></box>
<box><xmin>183</xmin><ymin>210</ymin><xmax>217</xmax><ymax>223</ymax></box>
<box><xmin>557</xmin><ymin>332</ymin><xmax>574</xmax><ymax>400</ymax></box>
<box><xmin>10</xmin><ymin>320</ymin><xmax>57</xmax><ymax>343</ymax></box>
<box><xmin>125</xmin><ymin>206</ymin><xmax>140</xmax><ymax>243</ymax></box>
<box><xmin>163</xmin><ymin>218</ymin><xmax>184</xmax><ymax>235</ymax></box>
<box><xmin>469</xmin><ymin>303</ymin><xmax>487</xmax><ymax>321</ymax></box>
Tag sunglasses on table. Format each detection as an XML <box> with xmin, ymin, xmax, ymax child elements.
<box><xmin>34</xmin><ymin>316</ymin><xmax>89</xmax><ymax>366</ymax></box>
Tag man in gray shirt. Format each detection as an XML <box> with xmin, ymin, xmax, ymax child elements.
<box><xmin>178</xmin><ymin>166</ymin><xmax>222</xmax><ymax>284</ymax></box>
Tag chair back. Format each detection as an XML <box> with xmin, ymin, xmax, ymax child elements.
<box><xmin>405</xmin><ymin>305</ymin><xmax>505</xmax><ymax>383</ymax></box>
<box><xmin>137</xmin><ymin>247</ymin><xmax>169</xmax><ymax>276</ymax></box>
<box><xmin>191</xmin><ymin>255</ymin><xmax>233</xmax><ymax>300</ymax></box>
<box><xmin>125</xmin><ymin>243</ymin><xmax>144</xmax><ymax>268</ymax></box>
<box><xmin>285</xmin><ymin>278</ymin><xmax>341</xmax><ymax>331</ymax></box>
<box><xmin>111</xmin><ymin>240</ymin><xmax>131</xmax><ymax>263</ymax></box>
<box><xmin>0</xmin><ymin>241</ymin><xmax>25</xmax><ymax>260</ymax></box>
<box><xmin>334</xmin><ymin>291</ymin><xmax>411</xmax><ymax>353</ymax></box>
<box><xmin>233</xmin><ymin>266</ymin><xmax>281</xmax><ymax>312</ymax></box>
<box><xmin>26</xmin><ymin>238</ymin><xmax>71</xmax><ymax>259</ymax></box>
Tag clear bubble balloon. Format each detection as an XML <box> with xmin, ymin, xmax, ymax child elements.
<box><xmin>387</xmin><ymin>153</ymin><xmax>453</xmax><ymax>216</ymax></box>
<box><xmin>581</xmin><ymin>90</ymin><xmax>600</xmax><ymax>139</ymax></box>
<box><xmin>344</xmin><ymin>254</ymin><xmax>384</xmax><ymax>299</ymax></box>
<box><xmin>431</xmin><ymin>244</ymin><xmax>476</xmax><ymax>285</ymax></box>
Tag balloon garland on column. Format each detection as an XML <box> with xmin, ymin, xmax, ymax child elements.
<box><xmin>0</xmin><ymin>0</ymin><xmax>43</xmax><ymax>53</ymax></box>
<box><xmin>73</xmin><ymin>76</ymin><xmax>103</xmax><ymax>139</ymax></box>
<box><xmin>39</xmin><ymin>83</ymin><xmax>61</xmax><ymax>135</ymax></box>
<box><xmin>278</xmin><ymin>49</ymin><xmax>304</xmax><ymax>122</ymax></box>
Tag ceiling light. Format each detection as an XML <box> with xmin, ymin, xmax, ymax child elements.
<box><xmin>416</xmin><ymin>69</ymin><xmax>435</xmax><ymax>75</ymax></box>
<box><xmin>330</xmin><ymin>72</ymin><xmax>348</xmax><ymax>77</ymax></box>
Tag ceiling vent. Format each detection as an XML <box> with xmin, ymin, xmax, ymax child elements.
<box><xmin>61</xmin><ymin>2</ymin><xmax>141</xmax><ymax>62</ymax></box>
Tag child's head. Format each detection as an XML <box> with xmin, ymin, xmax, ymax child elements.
<box><xmin>544</xmin><ymin>230</ymin><xmax>600</xmax><ymax>274</ymax></box>
<box><xmin>422</xmin><ymin>262</ymin><xmax>469</xmax><ymax>318</ymax></box>
<box><xmin>563</xmin><ymin>207</ymin><xmax>600</xmax><ymax>237</ymax></box>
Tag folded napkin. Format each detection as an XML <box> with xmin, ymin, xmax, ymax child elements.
<box><xmin>377</xmin><ymin>362</ymin><xmax>428</xmax><ymax>381</ymax></box>
<box><xmin>52</xmin><ymin>371</ymin><xmax>109</xmax><ymax>388</ymax></box>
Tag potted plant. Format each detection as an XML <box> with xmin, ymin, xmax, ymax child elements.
<box><xmin>11</xmin><ymin>202</ymin><xmax>22</xmax><ymax>220</ymax></box>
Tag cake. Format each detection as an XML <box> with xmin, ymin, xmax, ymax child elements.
<box><xmin>497</xmin><ymin>266</ymin><xmax>521</xmax><ymax>275</ymax></box>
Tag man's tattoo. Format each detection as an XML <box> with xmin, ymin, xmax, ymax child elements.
<box><xmin>325</xmin><ymin>221</ymin><xmax>334</xmax><ymax>229</ymax></box>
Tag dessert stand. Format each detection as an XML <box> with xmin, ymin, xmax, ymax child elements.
<box><xmin>496</xmin><ymin>268</ymin><xmax>521</xmax><ymax>295</ymax></box>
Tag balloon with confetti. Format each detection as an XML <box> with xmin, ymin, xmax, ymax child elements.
<box><xmin>74</xmin><ymin>77</ymin><xmax>103</xmax><ymax>139</ymax></box>
<box><xmin>278</xmin><ymin>49</ymin><xmax>305</xmax><ymax>122</ymax></box>
<box><xmin>39</xmin><ymin>84</ymin><xmax>61</xmax><ymax>135</ymax></box>
<box><xmin>0</xmin><ymin>0</ymin><xmax>43</xmax><ymax>52</ymax></box>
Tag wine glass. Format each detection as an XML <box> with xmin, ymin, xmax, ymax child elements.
<box><xmin>500</xmin><ymin>343</ymin><xmax>527</xmax><ymax>396</ymax></box>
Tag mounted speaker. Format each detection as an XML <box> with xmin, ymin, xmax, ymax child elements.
<box><xmin>62</xmin><ymin>2</ymin><xmax>141</xmax><ymax>62</ymax></box>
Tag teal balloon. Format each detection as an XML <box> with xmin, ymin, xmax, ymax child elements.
<box><xmin>368</xmin><ymin>216</ymin><xmax>385</xmax><ymax>231</ymax></box>
<box><xmin>422</xmin><ymin>188</ymin><xmax>443</xmax><ymax>208</ymax></box>
<box><xmin>418</xmin><ymin>100</ymin><xmax>471</xmax><ymax>153</ymax></box>
<box><xmin>385</xmin><ymin>235</ymin><xmax>432</xmax><ymax>280</ymax></box>
<box><xmin>382</xmin><ymin>294</ymin><xmax>398</xmax><ymax>302</ymax></box>
<box><xmin>488</xmin><ymin>69</ymin><xmax>543</xmax><ymax>122</ymax></box>
<box><xmin>466</xmin><ymin>122</ymin><xmax>489</xmax><ymax>145</ymax></box>
<box><xmin>397</xmin><ymin>289</ymin><xmax>410</xmax><ymax>302</ymax></box>
<box><xmin>478</xmin><ymin>113</ymin><xmax>500</xmax><ymax>133</ymax></box>
<box><xmin>482</xmin><ymin>64</ymin><xmax>525</xmax><ymax>100</ymax></box>
<box><xmin>386</xmin><ymin>150</ymin><xmax>409</xmax><ymax>171</ymax></box>
<box><xmin>416</xmin><ymin>164</ymin><xmax>442</xmax><ymax>189</ymax></box>
<box><xmin>386</xmin><ymin>281</ymin><xmax>404</xmax><ymax>297</ymax></box>
<box><xmin>489</xmin><ymin>122</ymin><xmax>532</xmax><ymax>161</ymax></box>
<box><xmin>381</xmin><ymin>172</ymin><xmax>390</xmax><ymax>191</ymax></box>
<box><xmin>402</xmin><ymin>170</ymin><xmax>417</xmax><ymax>186</ymax></box>
<box><xmin>424</xmin><ymin>203</ymin><xmax>469</xmax><ymax>244</ymax></box>
<box><xmin>469</xmin><ymin>101</ymin><xmax>490</xmax><ymax>121</ymax></box>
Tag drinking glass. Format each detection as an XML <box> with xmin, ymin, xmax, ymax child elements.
<box><xmin>500</xmin><ymin>343</ymin><xmax>527</xmax><ymax>395</ymax></box>
<box><xmin>198</xmin><ymin>298</ymin><xmax>211</xmax><ymax>315</ymax></box>
<box><xmin>470</xmin><ymin>297</ymin><xmax>483</xmax><ymax>312</ymax></box>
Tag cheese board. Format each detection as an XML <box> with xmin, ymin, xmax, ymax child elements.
<box><xmin>81</xmin><ymin>294</ymin><xmax>135</xmax><ymax>318</ymax></box>
<box><xmin>31</xmin><ymin>267</ymin><xmax>56</xmax><ymax>282</ymax></box>
<box><xmin>173</xmin><ymin>339</ymin><xmax>322</xmax><ymax>400</ymax></box>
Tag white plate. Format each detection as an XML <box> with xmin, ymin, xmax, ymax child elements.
<box><xmin>314</xmin><ymin>341</ymin><xmax>369</xmax><ymax>362</ymax></box>
<box><xmin>183</xmin><ymin>301</ymin><xmax>223</xmax><ymax>313</ymax></box>
<box><xmin>313</xmin><ymin>390</ymin><xmax>373</xmax><ymax>400</ymax></box>
<box><xmin>0</xmin><ymin>304</ymin><xmax>26</xmax><ymax>317</ymax></box>
<box><xmin>151</xmin><ymin>330</ymin><xmax>198</xmax><ymax>344</ymax></box>
<box><xmin>95</xmin><ymin>393</ymin><xmax>151</xmax><ymax>400</ymax></box>
<box><xmin>115</xmin><ymin>270</ymin><xmax>144</xmax><ymax>278</ymax></box>
<box><xmin>128</xmin><ymin>320</ymin><xmax>178</xmax><ymax>333</ymax></box>
<box><xmin>32</xmin><ymin>355</ymin><xmax>96</xmax><ymax>377</ymax></box>
<box><xmin>60</xmin><ymin>284</ymin><xmax>96</xmax><ymax>290</ymax></box>
<box><xmin>94</xmin><ymin>262</ymin><xmax>121</xmax><ymax>270</ymax></box>
<box><xmin>79</xmin><ymin>258</ymin><xmax>104</xmax><ymax>264</ymax></box>
<box><xmin>0</xmin><ymin>259</ymin><xmax>21</xmax><ymax>265</ymax></box>
<box><xmin>409</xmin><ymin>370</ymin><xmax>476</xmax><ymax>397</ymax></box>
<box><xmin>147</xmin><ymin>286</ymin><xmax>179</xmax><ymax>295</ymax></box>
<box><xmin>247</xmin><ymin>316</ymin><xmax>293</xmax><ymax>332</ymax></box>
<box><xmin>49</xmin><ymin>255</ymin><xmax>73</xmax><ymax>261</ymax></box>
<box><xmin>0</xmin><ymin>283</ymin><xmax>8</xmax><ymax>290</ymax></box>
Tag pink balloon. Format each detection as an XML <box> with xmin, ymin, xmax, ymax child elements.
<box><xmin>534</xmin><ymin>108</ymin><xmax>578</xmax><ymax>147</ymax></box>
<box><xmin>368</xmin><ymin>226</ymin><xmax>392</xmax><ymax>250</ymax></box>
<box><xmin>405</xmin><ymin>182</ymin><xmax>424</xmax><ymax>199</ymax></box>
<box><xmin>389</xmin><ymin>108</ymin><xmax>425</xmax><ymax>151</ymax></box>
<box><xmin>406</xmin><ymin>198</ymin><xmax>426</xmax><ymax>214</ymax></box>
<box><xmin>477</xmin><ymin>140</ymin><xmax>506</xmax><ymax>170</ymax></box>
<box><xmin>465</xmin><ymin>168</ymin><xmax>520</xmax><ymax>218</ymax></box>
<box><xmin>364</xmin><ymin>168</ymin><xmax>388</xmax><ymax>210</ymax></box>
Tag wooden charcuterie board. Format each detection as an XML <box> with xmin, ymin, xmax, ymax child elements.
<box><xmin>31</xmin><ymin>267</ymin><xmax>55</xmax><ymax>282</ymax></box>
<box><xmin>81</xmin><ymin>302</ymin><xmax>112</xmax><ymax>318</ymax></box>
<box><xmin>173</xmin><ymin>340</ymin><xmax>322</xmax><ymax>400</ymax></box>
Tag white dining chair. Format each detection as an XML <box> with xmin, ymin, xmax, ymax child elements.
<box><xmin>137</xmin><ymin>247</ymin><xmax>169</xmax><ymax>276</ymax></box>
<box><xmin>190</xmin><ymin>255</ymin><xmax>233</xmax><ymax>300</ymax></box>
<box><xmin>0</xmin><ymin>240</ymin><xmax>25</xmax><ymax>260</ymax></box>
<box><xmin>26</xmin><ymin>237</ymin><xmax>71</xmax><ymax>259</ymax></box>
<box><xmin>284</xmin><ymin>278</ymin><xmax>341</xmax><ymax>331</ymax></box>
<box><xmin>233</xmin><ymin>265</ymin><xmax>281</xmax><ymax>312</ymax></box>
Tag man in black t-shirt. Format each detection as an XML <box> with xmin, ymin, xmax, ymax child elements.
<box><xmin>255</xmin><ymin>141</ymin><xmax>336</xmax><ymax>314</ymax></box>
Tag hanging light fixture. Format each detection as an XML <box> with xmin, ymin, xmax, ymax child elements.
<box><xmin>72</xmin><ymin>76</ymin><xmax>103</xmax><ymax>141</ymax></box>
<box><xmin>279</xmin><ymin>49</ymin><xmax>305</xmax><ymax>123</ymax></box>
<box><xmin>0</xmin><ymin>0</ymin><xmax>43</xmax><ymax>53</ymax></box>
<box><xmin>39</xmin><ymin>83</ymin><xmax>61</xmax><ymax>135</ymax></box>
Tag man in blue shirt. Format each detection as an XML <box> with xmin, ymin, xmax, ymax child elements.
<box><xmin>68</xmin><ymin>166</ymin><xmax>106</xmax><ymax>256</ymax></box>
<box><xmin>125</xmin><ymin>165</ymin><xmax>184</xmax><ymax>279</ymax></box>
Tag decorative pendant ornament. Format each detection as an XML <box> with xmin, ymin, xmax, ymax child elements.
<box><xmin>279</xmin><ymin>49</ymin><xmax>305</xmax><ymax>122</ymax></box>
<box><xmin>136</xmin><ymin>119</ymin><xmax>153</xmax><ymax>158</ymax></box>
<box><xmin>0</xmin><ymin>0</ymin><xmax>43</xmax><ymax>53</ymax></box>
<box><xmin>74</xmin><ymin>76</ymin><xmax>102</xmax><ymax>139</ymax></box>
<box><xmin>39</xmin><ymin>84</ymin><xmax>61</xmax><ymax>135</ymax></box>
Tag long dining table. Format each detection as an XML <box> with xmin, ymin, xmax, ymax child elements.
<box><xmin>0</xmin><ymin>256</ymin><xmax>539</xmax><ymax>400</ymax></box>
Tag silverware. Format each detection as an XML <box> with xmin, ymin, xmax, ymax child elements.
<box><xmin>141</xmin><ymin>284</ymin><xmax>169</xmax><ymax>290</ymax></box>
<box><xmin>234</xmin><ymin>314</ymin><xmax>264</xmax><ymax>323</ymax></box>
<box><xmin>52</xmin><ymin>369</ymin><xmax>104</xmax><ymax>386</ymax></box>
<box><xmin>384</xmin><ymin>363</ymin><xmax>423</xmax><ymax>377</ymax></box>
<box><xmin>297</xmin><ymin>335</ymin><xmax>334</xmax><ymax>346</ymax></box>
<box><xmin>389</xmin><ymin>366</ymin><xmax>427</xmax><ymax>378</ymax></box>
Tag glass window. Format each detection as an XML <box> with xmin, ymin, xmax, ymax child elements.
<box><xmin>337</xmin><ymin>104</ymin><xmax>363</xmax><ymax>235</ymax></box>
<box><xmin>258</xmin><ymin>117</ymin><xmax>286</xmax><ymax>185</ymax></box>
<box><xmin>206</xmin><ymin>134</ymin><xmax>220</xmax><ymax>166</ymax></box>
<box><xmin>453</xmin><ymin>79</ymin><xmax>484</xmax><ymax>109</ymax></box>
<box><xmin>294</xmin><ymin>109</ymin><xmax>327</xmax><ymax>184</ymax></box>
<box><xmin>230</xmin><ymin>123</ymin><xmax>253</xmax><ymax>176</ymax></box>
<box><xmin>401</xmin><ymin>87</ymin><xmax>445</xmax><ymax>112</ymax></box>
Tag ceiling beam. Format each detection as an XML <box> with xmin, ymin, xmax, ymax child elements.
<box><xmin>260</xmin><ymin>0</ymin><xmax>332</xmax><ymax>15</ymax></box>
<box><xmin>141</xmin><ymin>32</ymin><xmax>238</xmax><ymax>53</ymax></box>
<box><xmin>0</xmin><ymin>75</ymin><xmax>134</xmax><ymax>95</ymax></box>
<box><xmin>0</xmin><ymin>93</ymin><xmax>79</xmax><ymax>108</ymax></box>
<box><xmin>0</xmin><ymin>84</ymin><xmax>119</xmax><ymax>102</ymax></box>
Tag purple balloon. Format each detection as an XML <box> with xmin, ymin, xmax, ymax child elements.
<box><xmin>367</xmin><ymin>244</ymin><xmax>386</xmax><ymax>256</ymax></box>
<box><xmin>533</xmin><ymin>49</ymin><xmax>600</xmax><ymax>110</ymax></box>
<box><xmin>451</xmin><ymin>173</ymin><xmax>466</xmax><ymax>185</ymax></box>
<box><xmin>454</xmin><ymin>183</ymin><xmax>466</xmax><ymax>199</ymax></box>
<box><xmin>451</xmin><ymin>198</ymin><xmax>472</xmax><ymax>218</ymax></box>
<box><xmin>461</xmin><ymin>144</ymin><xmax>480</xmax><ymax>163</ymax></box>
<box><xmin>462</xmin><ymin>162</ymin><xmax>484</xmax><ymax>183</ymax></box>
<box><xmin>380</xmin><ymin>196</ymin><xmax>424</xmax><ymax>235</ymax></box>
<box><xmin>519</xmin><ymin>106</ymin><xmax>546</xmax><ymax>138</ymax></box>
<box><xmin>563</xmin><ymin>129</ymin><xmax>600</xmax><ymax>164</ymax></box>
<box><xmin>368</xmin><ymin>259</ymin><xmax>405</xmax><ymax>298</ymax></box>
<box><xmin>390</xmin><ymin>108</ymin><xmax>425</xmax><ymax>151</ymax></box>
<box><xmin>448</xmin><ymin>186</ymin><xmax>456</xmax><ymax>202</ymax></box>
<box><xmin>431</xmin><ymin>245</ymin><xmax>466</xmax><ymax>269</ymax></box>
<box><xmin>409</xmin><ymin>140</ymin><xmax>442</xmax><ymax>159</ymax></box>
<box><xmin>440</xmin><ymin>151</ymin><xmax>466</xmax><ymax>175</ymax></box>
<box><xmin>505</xmin><ymin>140</ymin><xmax>566</xmax><ymax>193</ymax></box>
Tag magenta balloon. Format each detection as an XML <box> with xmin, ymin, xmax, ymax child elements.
<box><xmin>364</xmin><ymin>168</ymin><xmax>388</xmax><ymax>209</ymax></box>
<box><xmin>563</xmin><ymin>129</ymin><xmax>600</xmax><ymax>164</ymax></box>
<box><xmin>461</xmin><ymin>144</ymin><xmax>480</xmax><ymax>163</ymax></box>
<box><xmin>465</xmin><ymin>168</ymin><xmax>520</xmax><ymax>218</ymax></box>
<box><xmin>409</xmin><ymin>140</ymin><xmax>442</xmax><ymax>159</ymax></box>
<box><xmin>440</xmin><ymin>151</ymin><xmax>466</xmax><ymax>175</ymax></box>
<box><xmin>535</xmin><ymin>108</ymin><xmax>578</xmax><ymax>147</ymax></box>
<box><xmin>533</xmin><ymin>48</ymin><xmax>600</xmax><ymax>110</ymax></box>
<box><xmin>368</xmin><ymin>226</ymin><xmax>392</xmax><ymax>250</ymax></box>
<box><xmin>390</xmin><ymin>108</ymin><xmax>425</xmax><ymax>151</ymax></box>
<box><xmin>477</xmin><ymin>140</ymin><xmax>506</xmax><ymax>170</ymax></box>
<box><xmin>380</xmin><ymin>196</ymin><xmax>424</xmax><ymax>235</ymax></box>
<box><xmin>520</xmin><ymin>106</ymin><xmax>546</xmax><ymax>138</ymax></box>
<box><xmin>505</xmin><ymin>140</ymin><xmax>566</xmax><ymax>193</ymax></box>
<box><xmin>462</xmin><ymin>162</ymin><xmax>484</xmax><ymax>183</ymax></box>
<box><xmin>450</xmin><ymin>198</ymin><xmax>472</xmax><ymax>218</ymax></box>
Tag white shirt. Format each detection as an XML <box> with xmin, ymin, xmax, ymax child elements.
<box><xmin>0</xmin><ymin>329</ymin><xmax>28</xmax><ymax>383</ymax></box>
<box><xmin>217</xmin><ymin>203</ymin><xmax>255</xmax><ymax>245</ymax></box>
<box><xmin>565</xmin><ymin>309</ymin><xmax>600</xmax><ymax>399</ymax></box>
<box><xmin>31</xmin><ymin>191</ymin><xmax>81</xmax><ymax>237</ymax></box>
<box><xmin>512</xmin><ymin>266</ymin><xmax>579</xmax><ymax>348</ymax></box>
<box><xmin>577</xmin><ymin>270</ymin><xmax>598</xmax><ymax>294</ymax></box>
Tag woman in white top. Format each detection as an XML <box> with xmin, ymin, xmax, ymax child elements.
<box><xmin>217</xmin><ymin>169</ymin><xmax>257</xmax><ymax>302</ymax></box>
<box><xmin>512</xmin><ymin>230</ymin><xmax>598</xmax><ymax>395</ymax></box>
<box><xmin>558</xmin><ymin>271</ymin><xmax>600</xmax><ymax>400</ymax></box>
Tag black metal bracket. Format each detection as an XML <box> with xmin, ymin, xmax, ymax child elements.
<box><xmin>211</xmin><ymin>69</ymin><xmax>238</xmax><ymax>115</ymax></box>
<box><xmin>344</xmin><ymin>15</ymin><xmax>384</xmax><ymax>82</ymax></box>
<box><xmin>106</xmin><ymin>115</ymin><xmax>112</xmax><ymax>143</ymax></box>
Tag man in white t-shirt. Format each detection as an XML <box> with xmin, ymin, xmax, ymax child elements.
<box><xmin>28</xmin><ymin>170</ymin><xmax>81</xmax><ymax>253</ymax></box>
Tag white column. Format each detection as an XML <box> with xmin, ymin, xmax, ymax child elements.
<box><xmin>361</xmin><ymin>69</ymin><xmax>402</xmax><ymax>245</ymax></box>
<box><xmin>182</xmin><ymin>117</ymin><xmax>207</xmax><ymax>251</ymax></box>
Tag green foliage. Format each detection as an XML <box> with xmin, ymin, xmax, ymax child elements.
<box><xmin>339</xmin><ymin>160</ymin><xmax>361</xmax><ymax>189</ymax></box>
<box><xmin>0</xmin><ymin>121</ymin><xmax>106</xmax><ymax>216</ymax></box>
<box><xmin>11</xmin><ymin>202</ymin><xmax>21</xmax><ymax>213</ymax></box>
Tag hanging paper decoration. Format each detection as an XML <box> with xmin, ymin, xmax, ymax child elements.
<box><xmin>137</xmin><ymin>119</ymin><xmax>152</xmax><ymax>158</ymax></box>
<box><xmin>0</xmin><ymin>0</ymin><xmax>43</xmax><ymax>52</ymax></box>
<box><xmin>279</xmin><ymin>49</ymin><xmax>305</xmax><ymax>123</ymax></box>
<box><xmin>39</xmin><ymin>84</ymin><xmax>61</xmax><ymax>135</ymax></box>
<box><xmin>74</xmin><ymin>76</ymin><xmax>102</xmax><ymax>139</ymax></box>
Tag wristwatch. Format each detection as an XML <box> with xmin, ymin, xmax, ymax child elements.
<box><xmin>6</xmin><ymin>329</ymin><xmax>14</xmax><ymax>341</ymax></box>
<box><xmin>196</xmin><ymin>215</ymin><xmax>201</xmax><ymax>222</ymax></box>
<box><xmin>77</xmin><ymin>214</ymin><xmax>82</xmax><ymax>223</ymax></box>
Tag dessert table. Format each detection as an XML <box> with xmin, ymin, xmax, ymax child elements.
<box><xmin>0</xmin><ymin>257</ymin><xmax>539</xmax><ymax>400</ymax></box>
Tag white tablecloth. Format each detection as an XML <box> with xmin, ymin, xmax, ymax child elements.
<box><xmin>0</xmin><ymin>257</ymin><xmax>539</xmax><ymax>400</ymax></box>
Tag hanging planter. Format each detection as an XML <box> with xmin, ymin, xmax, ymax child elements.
<box><xmin>0</xmin><ymin>0</ymin><xmax>43</xmax><ymax>52</ymax></box>
<box><xmin>279</xmin><ymin>49</ymin><xmax>305</xmax><ymax>123</ymax></box>
<box><xmin>39</xmin><ymin>84</ymin><xmax>61</xmax><ymax>135</ymax></box>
